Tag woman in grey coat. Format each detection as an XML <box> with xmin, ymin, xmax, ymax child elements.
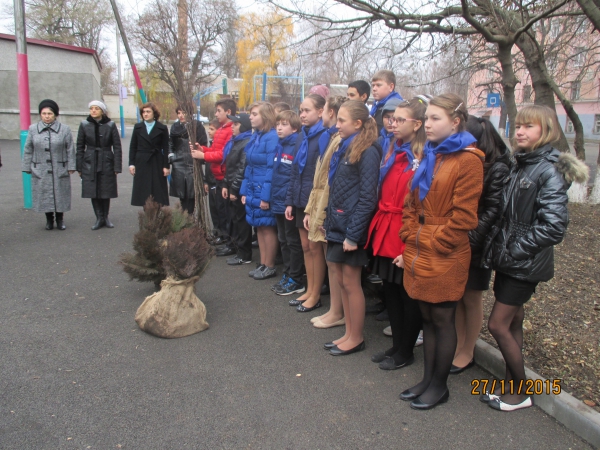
<box><xmin>22</xmin><ymin>99</ymin><xmax>76</xmax><ymax>230</ymax></box>
<box><xmin>76</xmin><ymin>100</ymin><xmax>122</xmax><ymax>229</ymax></box>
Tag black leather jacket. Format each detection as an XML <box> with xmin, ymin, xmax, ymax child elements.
<box><xmin>169</xmin><ymin>120</ymin><xmax>207</xmax><ymax>199</ymax></box>
<box><xmin>489</xmin><ymin>145</ymin><xmax>570</xmax><ymax>283</ymax></box>
<box><xmin>223</xmin><ymin>136</ymin><xmax>250</xmax><ymax>196</ymax></box>
<box><xmin>469</xmin><ymin>149</ymin><xmax>511</xmax><ymax>268</ymax></box>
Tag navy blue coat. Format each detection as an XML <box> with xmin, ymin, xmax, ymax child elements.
<box><xmin>285</xmin><ymin>126</ymin><xmax>326</xmax><ymax>209</ymax></box>
<box><xmin>240</xmin><ymin>129</ymin><xmax>278</xmax><ymax>227</ymax></box>
<box><xmin>324</xmin><ymin>143</ymin><xmax>381</xmax><ymax>245</ymax></box>
<box><xmin>271</xmin><ymin>133</ymin><xmax>299</xmax><ymax>214</ymax></box>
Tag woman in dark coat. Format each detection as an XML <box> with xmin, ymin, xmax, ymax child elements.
<box><xmin>168</xmin><ymin>106</ymin><xmax>208</xmax><ymax>214</ymax></box>
<box><xmin>76</xmin><ymin>100</ymin><xmax>122</xmax><ymax>229</ymax></box>
<box><xmin>129</xmin><ymin>102</ymin><xmax>170</xmax><ymax>206</ymax></box>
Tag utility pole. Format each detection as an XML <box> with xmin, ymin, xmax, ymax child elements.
<box><xmin>116</xmin><ymin>28</ymin><xmax>125</xmax><ymax>138</ymax></box>
<box><xmin>13</xmin><ymin>0</ymin><xmax>32</xmax><ymax>209</ymax></box>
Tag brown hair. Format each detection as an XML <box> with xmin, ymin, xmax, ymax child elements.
<box><xmin>209</xmin><ymin>118</ymin><xmax>220</xmax><ymax>129</ymax></box>
<box><xmin>513</xmin><ymin>105</ymin><xmax>561</xmax><ymax>151</ymax></box>
<box><xmin>249</xmin><ymin>101</ymin><xmax>276</xmax><ymax>132</ymax></box>
<box><xmin>215</xmin><ymin>98</ymin><xmax>237</xmax><ymax>115</ymax></box>
<box><xmin>326</xmin><ymin>96</ymin><xmax>348</xmax><ymax>117</ymax></box>
<box><xmin>395</xmin><ymin>97</ymin><xmax>428</xmax><ymax>159</ymax></box>
<box><xmin>141</xmin><ymin>102</ymin><xmax>161</xmax><ymax>121</ymax></box>
<box><xmin>276</xmin><ymin>110</ymin><xmax>301</xmax><ymax>131</ymax></box>
<box><xmin>273</xmin><ymin>102</ymin><xmax>291</xmax><ymax>114</ymax></box>
<box><xmin>340</xmin><ymin>100</ymin><xmax>379</xmax><ymax>164</ymax></box>
<box><xmin>372</xmin><ymin>70</ymin><xmax>396</xmax><ymax>87</ymax></box>
<box><xmin>304</xmin><ymin>93</ymin><xmax>326</xmax><ymax>111</ymax></box>
<box><xmin>429</xmin><ymin>93</ymin><xmax>469</xmax><ymax>132</ymax></box>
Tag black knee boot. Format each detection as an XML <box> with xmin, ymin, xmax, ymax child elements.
<box><xmin>55</xmin><ymin>212</ymin><xmax>66</xmax><ymax>230</ymax></box>
<box><xmin>103</xmin><ymin>199</ymin><xmax>114</xmax><ymax>228</ymax></box>
<box><xmin>91</xmin><ymin>199</ymin><xmax>105</xmax><ymax>230</ymax></box>
<box><xmin>45</xmin><ymin>212</ymin><xmax>54</xmax><ymax>230</ymax></box>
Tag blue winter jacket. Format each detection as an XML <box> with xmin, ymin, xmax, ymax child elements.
<box><xmin>270</xmin><ymin>132</ymin><xmax>300</xmax><ymax>214</ymax></box>
<box><xmin>285</xmin><ymin>126</ymin><xmax>326</xmax><ymax>208</ymax></box>
<box><xmin>240</xmin><ymin>129</ymin><xmax>278</xmax><ymax>227</ymax></box>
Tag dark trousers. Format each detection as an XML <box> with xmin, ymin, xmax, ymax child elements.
<box><xmin>275</xmin><ymin>211</ymin><xmax>303</xmax><ymax>280</ymax></box>
<box><xmin>180</xmin><ymin>197</ymin><xmax>195</xmax><ymax>215</ymax></box>
<box><xmin>208</xmin><ymin>181</ymin><xmax>230</xmax><ymax>237</ymax></box>
<box><xmin>229</xmin><ymin>197</ymin><xmax>252</xmax><ymax>260</ymax></box>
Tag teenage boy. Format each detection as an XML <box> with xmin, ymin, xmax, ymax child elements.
<box><xmin>220</xmin><ymin>113</ymin><xmax>253</xmax><ymax>263</ymax></box>
<box><xmin>270</xmin><ymin>111</ymin><xmax>305</xmax><ymax>296</ymax></box>
<box><xmin>192</xmin><ymin>98</ymin><xmax>235</xmax><ymax>243</ymax></box>
<box><xmin>370</xmin><ymin>70</ymin><xmax>403</xmax><ymax>132</ymax></box>
<box><xmin>347</xmin><ymin>80</ymin><xmax>371</xmax><ymax>104</ymax></box>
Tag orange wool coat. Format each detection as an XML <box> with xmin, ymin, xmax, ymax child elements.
<box><xmin>400</xmin><ymin>148</ymin><xmax>484</xmax><ymax>302</ymax></box>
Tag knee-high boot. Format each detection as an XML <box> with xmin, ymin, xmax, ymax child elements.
<box><xmin>91</xmin><ymin>199</ymin><xmax>105</xmax><ymax>230</ymax></box>
<box><xmin>45</xmin><ymin>212</ymin><xmax>54</xmax><ymax>230</ymax></box>
<box><xmin>103</xmin><ymin>199</ymin><xmax>114</xmax><ymax>228</ymax></box>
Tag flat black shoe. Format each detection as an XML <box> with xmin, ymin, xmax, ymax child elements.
<box><xmin>288</xmin><ymin>298</ymin><xmax>306</xmax><ymax>306</ymax></box>
<box><xmin>379</xmin><ymin>355</ymin><xmax>415</xmax><ymax>371</ymax></box>
<box><xmin>323</xmin><ymin>341</ymin><xmax>336</xmax><ymax>350</ymax></box>
<box><xmin>296</xmin><ymin>301</ymin><xmax>322</xmax><ymax>312</ymax></box>
<box><xmin>399</xmin><ymin>389</ymin><xmax>420</xmax><ymax>401</ymax></box>
<box><xmin>371</xmin><ymin>351</ymin><xmax>388</xmax><ymax>363</ymax></box>
<box><xmin>449</xmin><ymin>359</ymin><xmax>475</xmax><ymax>375</ymax></box>
<box><xmin>216</xmin><ymin>247</ymin><xmax>236</xmax><ymax>257</ymax></box>
<box><xmin>410</xmin><ymin>390</ymin><xmax>450</xmax><ymax>410</ymax></box>
<box><xmin>375</xmin><ymin>309</ymin><xmax>389</xmax><ymax>321</ymax></box>
<box><xmin>45</xmin><ymin>221</ymin><xmax>54</xmax><ymax>230</ymax></box>
<box><xmin>56</xmin><ymin>220</ymin><xmax>66</xmax><ymax>230</ymax></box>
<box><xmin>329</xmin><ymin>341</ymin><xmax>365</xmax><ymax>356</ymax></box>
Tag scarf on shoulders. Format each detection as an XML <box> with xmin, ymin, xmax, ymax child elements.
<box><xmin>379</xmin><ymin>141</ymin><xmax>415</xmax><ymax>187</ymax></box>
<box><xmin>369</xmin><ymin>91</ymin><xmax>403</xmax><ymax>117</ymax></box>
<box><xmin>294</xmin><ymin>120</ymin><xmax>324</xmax><ymax>173</ymax></box>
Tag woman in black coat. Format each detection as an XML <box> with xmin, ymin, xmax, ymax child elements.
<box><xmin>168</xmin><ymin>106</ymin><xmax>208</xmax><ymax>214</ymax></box>
<box><xmin>129</xmin><ymin>102</ymin><xmax>170</xmax><ymax>206</ymax></box>
<box><xmin>76</xmin><ymin>100</ymin><xmax>122</xmax><ymax>229</ymax></box>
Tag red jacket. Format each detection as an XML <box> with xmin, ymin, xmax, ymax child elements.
<box><xmin>202</xmin><ymin>121</ymin><xmax>232</xmax><ymax>181</ymax></box>
<box><xmin>366</xmin><ymin>151</ymin><xmax>412</xmax><ymax>259</ymax></box>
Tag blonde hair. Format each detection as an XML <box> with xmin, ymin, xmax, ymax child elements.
<box><xmin>395</xmin><ymin>97</ymin><xmax>428</xmax><ymax>159</ymax></box>
<box><xmin>513</xmin><ymin>105</ymin><xmax>561</xmax><ymax>151</ymax></box>
<box><xmin>429</xmin><ymin>93</ymin><xmax>469</xmax><ymax>132</ymax></box>
<box><xmin>276</xmin><ymin>110</ymin><xmax>301</xmax><ymax>131</ymax></box>
<box><xmin>340</xmin><ymin>100</ymin><xmax>379</xmax><ymax>164</ymax></box>
<box><xmin>249</xmin><ymin>101</ymin><xmax>276</xmax><ymax>132</ymax></box>
<box><xmin>372</xmin><ymin>70</ymin><xmax>396</xmax><ymax>86</ymax></box>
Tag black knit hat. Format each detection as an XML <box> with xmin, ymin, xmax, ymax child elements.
<box><xmin>227</xmin><ymin>113</ymin><xmax>252</xmax><ymax>133</ymax></box>
<box><xmin>39</xmin><ymin>99</ymin><xmax>59</xmax><ymax>116</ymax></box>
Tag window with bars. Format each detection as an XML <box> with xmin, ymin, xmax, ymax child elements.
<box><xmin>566</xmin><ymin>118</ymin><xmax>574</xmax><ymax>133</ymax></box>
<box><xmin>571</xmin><ymin>81</ymin><xmax>581</xmax><ymax>101</ymax></box>
<box><xmin>523</xmin><ymin>85</ymin><xmax>532</xmax><ymax>103</ymax></box>
<box><xmin>594</xmin><ymin>115</ymin><xmax>600</xmax><ymax>134</ymax></box>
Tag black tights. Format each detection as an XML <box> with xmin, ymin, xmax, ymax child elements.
<box><xmin>488</xmin><ymin>302</ymin><xmax>527</xmax><ymax>403</ymax></box>
<box><xmin>407</xmin><ymin>300</ymin><xmax>457</xmax><ymax>403</ymax></box>
<box><xmin>180</xmin><ymin>198</ymin><xmax>195</xmax><ymax>215</ymax></box>
<box><xmin>45</xmin><ymin>212</ymin><xmax>63</xmax><ymax>221</ymax></box>
<box><xmin>382</xmin><ymin>280</ymin><xmax>422</xmax><ymax>364</ymax></box>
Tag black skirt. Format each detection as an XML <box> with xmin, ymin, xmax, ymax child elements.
<box><xmin>493</xmin><ymin>271</ymin><xmax>537</xmax><ymax>306</ymax></box>
<box><xmin>326</xmin><ymin>242</ymin><xmax>369</xmax><ymax>267</ymax></box>
<box><xmin>371</xmin><ymin>255</ymin><xmax>403</xmax><ymax>285</ymax></box>
<box><xmin>465</xmin><ymin>265</ymin><xmax>493</xmax><ymax>291</ymax></box>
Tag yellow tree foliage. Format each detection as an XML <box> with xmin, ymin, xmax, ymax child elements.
<box><xmin>236</xmin><ymin>8</ymin><xmax>294</xmax><ymax>108</ymax></box>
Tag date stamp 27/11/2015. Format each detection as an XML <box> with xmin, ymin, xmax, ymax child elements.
<box><xmin>471</xmin><ymin>379</ymin><xmax>562</xmax><ymax>396</ymax></box>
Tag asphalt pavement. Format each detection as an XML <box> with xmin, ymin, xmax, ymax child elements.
<box><xmin>0</xmin><ymin>137</ymin><xmax>593</xmax><ymax>449</ymax></box>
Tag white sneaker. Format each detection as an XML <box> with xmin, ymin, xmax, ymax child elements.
<box><xmin>383</xmin><ymin>326</ymin><xmax>392</xmax><ymax>336</ymax></box>
<box><xmin>488</xmin><ymin>397</ymin><xmax>533</xmax><ymax>412</ymax></box>
<box><xmin>414</xmin><ymin>330</ymin><xmax>423</xmax><ymax>347</ymax></box>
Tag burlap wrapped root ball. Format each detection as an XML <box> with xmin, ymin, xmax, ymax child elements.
<box><xmin>135</xmin><ymin>227</ymin><xmax>213</xmax><ymax>338</ymax></box>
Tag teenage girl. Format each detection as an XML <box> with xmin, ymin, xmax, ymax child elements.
<box><xmin>304</xmin><ymin>96</ymin><xmax>347</xmax><ymax>324</ymax></box>
<box><xmin>323</xmin><ymin>100</ymin><xmax>381</xmax><ymax>355</ymax></box>
<box><xmin>485</xmin><ymin>105</ymin><xmax>587</xmax><ymax>411</ymax></box>
<box><xmin>285</xmin><ymin>94</ymin><xmax>327</xmax><ymax>311</ymax></box>
<box><xmin>450</xmin><ymin>116</ymin><xmax>511</xmax><ymax>374</ymax></box>
<box><xmin>367</xmin><ymin>97</ymin><xmax>427</xmax><ymax>370</ymax></box>
<box><xmin>399</xmin><ymin>93</ymin><xmax>484</xmax><ymax>409</ymax></box>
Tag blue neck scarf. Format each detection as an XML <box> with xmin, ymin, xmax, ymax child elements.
<box><xmin>369</xmin><ymin>91</ymin><xmax>403</xmax><ymax>117</ymax></box>
<box><xmin>379</xmin><ymin>141</ymin><xmax>415</xmax><ymax>187</ymax></box>
<box><xmin>318</xmin><ymin>125</ymin><xmax>338</xmax><ymax>157</ymax></box>
<box><xmin>144</xmin><ymin>120</ymin><xmax>155</xmax><ymax>134</ymax></box>
<box><xmin>274</xmin><ymin>133</ymin><xmax>298</xmax><ymax>170</ymax></box>
<box><xmin>379</xmin><ymin>127</ymin><xmax>394</xmax><ymax>157</ymax></box>
<box><xmin>328</xmin><ymin>133</ymin><xmax>357</xmax><ymax>186</ymax></box>
<box><xmin>411</xmin><ymin>131</ymin><xmax>477</xmax><ymax>201</ymax></box>
<box><xmin>294</xmin><ymin>120</ymin><xmax>324</xmax><ymax>173</ymax></box>
<box><xmin>222</xmin><ymin>130</ymin><xmax>252</xmax><ymax>164</ymax></box>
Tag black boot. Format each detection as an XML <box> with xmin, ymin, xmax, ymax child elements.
<box><xmin>91</xmin><ymin>199</ymin><xmax>105</xmax><ymax>230</ymax></box>
<box><xmin>45</xmin><ymin>212</ymin><xmax>54</xmax><ymax>230</ymax></box>
<box><xmin>55</xmin><ymin>212</ymin><xmax>66</xmax><ymax>230</ymax></box>
<box><xmin>103</xmin><ymin>199</ymin><xmax>114</xmax><ymax>228</ymax></box>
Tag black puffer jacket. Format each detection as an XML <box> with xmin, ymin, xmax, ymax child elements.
<box><xmin>169</xmin><ymin>120</ymin><xmax>207</xmax><ymax>199</ymax></box>
<box><xmin>223</xmin><ymin>136</ymin><xmax>250</xmax><ymax>196</ymax></box>
<box><xmin>76</xmin><ymin>115</ymin><xmax>122</xmax><ymax>198</ymax></box>
<box><xmin>469</xmin><ymin>149</ymin><xmax>511</xmax><ymax>267</ymax></box>
<box><xmin>324</xmin><ymin>143</ymin><xmax>381</xmax><ymax>245</ymax></box>
<box><xmin>489</xmin><ymin>145</ymin><xmax>578</xmax><ymax>283</ymax></box>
